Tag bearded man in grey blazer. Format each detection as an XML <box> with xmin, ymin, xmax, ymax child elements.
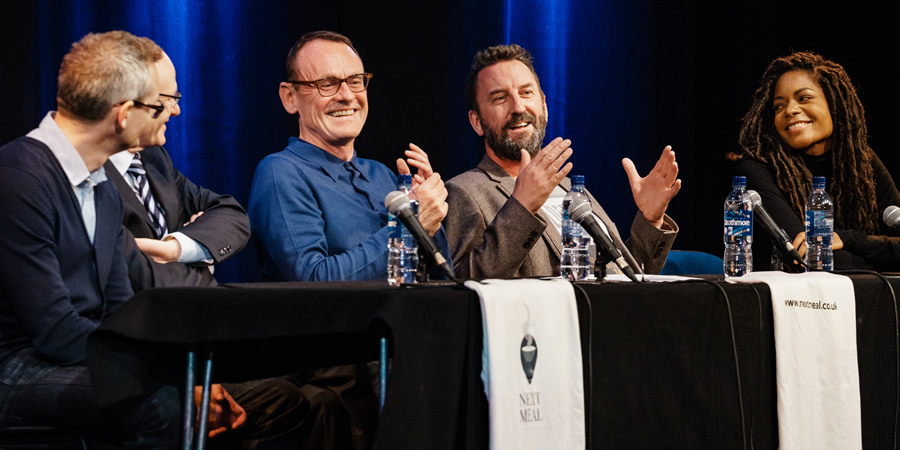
<box><xmin>444</xmin><ymin>44</ymin><xmax>681</xmax><ymax>280</ymax></box>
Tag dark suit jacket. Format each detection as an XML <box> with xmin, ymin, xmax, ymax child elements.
<box><xmin>104</xmin><ymin>146</ymin><xmax>250</xmax><ymax>291</ymax></box>
<box><xmin>445</xmin><ymin>154</ymin><xmax>678</xmax><ymax>279</ymax></box>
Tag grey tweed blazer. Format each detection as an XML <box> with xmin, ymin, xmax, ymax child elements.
<box><xmin>444</xmin><ymin>154</ymin><xmax>677</xmax><ymax>280</ymax></box>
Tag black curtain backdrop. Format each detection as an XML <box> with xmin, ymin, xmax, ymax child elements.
<box><xmin>2</xmin><ymin>1</ymin><xmax>898</xmax><ymax>283</ymax></box>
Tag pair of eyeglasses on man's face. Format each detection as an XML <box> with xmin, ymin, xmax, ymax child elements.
<box><xmin>132</xmin><ymin>92</ymin><xmax>182</xmax><ymax>119</ymax></box>
<box><xmin>287</xmin><ymin>73</ymin><xmax>373</xmax><ymax>97</ymax></box>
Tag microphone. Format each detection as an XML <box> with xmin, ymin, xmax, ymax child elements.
<box><xmin>884</xmin><ymin>205</ymin><xmax>900</xmax><ymax>228</ymax></box>
<box><xmin>384</xmin><ymin>191</ymin><xmax>457</xmax><ymax>282</ymax></box>
<box><xmin>566</xmin><ymin>198</ymin><xmax>639</xmax><ymax>282</ymax></box>
<box><xmin>743</xmin><ymin>190</ymin><xmax>804</xmax><ymax>266</ymax></box>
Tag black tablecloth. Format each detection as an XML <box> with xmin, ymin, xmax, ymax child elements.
<box><xmin>88</xmin><ymin>281</ymin><xmax>486</xmax><ymax>449</ymax></box>
<box><xmin>577</xmin><ymin>273</ymin><xmax>899</xmax><ymax>449</ymax></box>
<box><xmin>88</xmin><ymin>275</ymin><xmax>900</xmax><ymax>449</ymax></box>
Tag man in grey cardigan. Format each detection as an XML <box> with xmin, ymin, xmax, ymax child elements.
<box><xmin>444</xmin><ymin>44</ymin><xmax>681</xmax><ymax>279</ymax></box>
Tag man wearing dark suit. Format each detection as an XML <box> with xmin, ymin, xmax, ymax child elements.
<box><xmin>105</xmin><ymin>145</ymin><xmax>250</xmax><ymax>291</ymax></box>
<box><xmin>104</xmin><ymin>52</ymin><xmax>313</xmax><ymax>449</ymax></box>
<box><xmin>445</xmin><ymin>44</ymin><xmax>681</xmax><ymax>279</ymax></box>
<box><xmin>103</xmin><ymin>47</ymin><xmax>249</xmax><ymax>292</ymax></box>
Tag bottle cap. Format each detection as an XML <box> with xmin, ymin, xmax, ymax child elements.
<box><xmin>572</xmin><ymin>175</ymin><xmax>585</xmax><ymax>185</ymax></box>
<box><xmin>812</xmin><ymin>176</ymin><xmax>826</xmax><ymax>188</ymax></box>
<box><xmin>399</xmin><ymin>173</ymin><xmax>413</xmax><ymax>185</ymax></box>
<box><xmin>732</xmin><ymin>176</ymin><xmax>746</xmax><ymax>187</ymax></box>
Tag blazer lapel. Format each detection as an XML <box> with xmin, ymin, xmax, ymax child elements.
<box><xmin>478</xmin><ymin>155</ymin><xmax>516</xmax><ymax>198</ymax></box>
<box><xmin>477</xmin><ymin>154</ymin><xmax>564</xmax><ymax>257</ymax></box>
<box><xmin>104</xmin><ymin>160</ymin><xmax>157</xmax><ymax>234</ymax></box>
<box><xmin>143</xmin><ymin>162</ymin><xmax>181</xmax><ymax>233</ymax></box>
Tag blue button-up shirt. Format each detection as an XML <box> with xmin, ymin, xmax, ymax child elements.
<box><xmin>27</xmin><ymin>112</ymin><xmax>108</xmax><ymax>244</ymax></box>
<box><xmin>249</xmin><ymin>137</ymin><xmax>449</xmax><ymax>281</ymax></box>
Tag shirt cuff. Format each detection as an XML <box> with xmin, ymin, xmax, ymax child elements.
<box><xmin>168</xmin><ymin>232</ymin><xmax>213</xmax><ymax>264</ymax></box>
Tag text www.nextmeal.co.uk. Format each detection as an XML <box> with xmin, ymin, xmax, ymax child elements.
<box><xmin>784</xmin><ymin>299</ymin><xmax>838</xmax><ymax>311</ymax></box>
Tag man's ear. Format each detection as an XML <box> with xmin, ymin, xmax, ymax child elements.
<box><xmin>541</xmin><ymin>93</ymin><xmax>548</xmax><ymax>119</ymax></box>
<box><xmin>468</xmin><ymin>110</ymin><xmax>484</xmax><ymax>137</ymax></box>
<box><xmin>115</xmin><ymin>101</ymin><xmax>134</xmax><ymax>132</ymax></box>
<box><xmin>279</xmin><ymin>83</ymin><xmax>299</xmax><ymax>114</ymax></box>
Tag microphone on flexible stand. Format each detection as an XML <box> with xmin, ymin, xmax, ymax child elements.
<box><xmin>566</xmin><ymin>197</ymin><xmax>639</xmax><ymax>282</ymax></box>
<box><xmin>742</xmin><ymin>190</ymin><xmax>805</xmax><ymax>267</ymax></box>
<box><xmin>384</xmin><ymin>191</ymin><xmax>458</xmax><ymax>283</ymax></box>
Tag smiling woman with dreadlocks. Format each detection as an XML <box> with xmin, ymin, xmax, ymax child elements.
<box><xmin>732</xmin><ymin>51</ymin><xmax>900</xmax><ymax>271</ymax></box>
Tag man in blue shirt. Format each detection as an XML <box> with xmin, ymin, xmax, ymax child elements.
<box><xmin>249</xmin><ymin>31</ymin><xmax>450</xmax><ymax>282</ymax></box>
<box><xmin>248</xmin><ymin>30</ymin><xmax>451</xmax><ymax>449</ymax></box>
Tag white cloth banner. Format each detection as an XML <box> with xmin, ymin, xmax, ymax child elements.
<box><xmin>465</xmin><ymin>278</ymin><xmax>585</xmax><ymax>450</ymax></box>
<box><xmin>728</xmin><ymin>271</ymin><xmax>861</xmax><ymax>449</ymax></box>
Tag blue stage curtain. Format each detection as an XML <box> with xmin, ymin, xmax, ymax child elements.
<box><xmin>3</xmin><ymin>1</ymin><xmax>899</xmax><ymax>282</ymax></box>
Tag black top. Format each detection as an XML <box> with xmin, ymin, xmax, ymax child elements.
<box><xmin>734</xmin><ymin>152</ymin><xmax>900</xmax><ymax>271</ymax></box>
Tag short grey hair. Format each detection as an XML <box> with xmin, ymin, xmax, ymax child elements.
<box><xmin>57</xmin><ymin>31</ymin><xmax>164</xmax><ymax>121</ymax></box>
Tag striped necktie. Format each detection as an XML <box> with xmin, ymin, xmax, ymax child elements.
<box><xmin>127</xmin><ymin>153</ymin><xmax>167</xmax><ymax>238</ymax></box>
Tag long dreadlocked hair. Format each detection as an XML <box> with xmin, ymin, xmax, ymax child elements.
<box><xmin>737</xmin><ymin>51</ymin><xmax>878</xmax><ymax>234</ymax></box>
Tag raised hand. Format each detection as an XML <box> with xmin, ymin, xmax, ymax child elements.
<box><xmin>622</xmin><ymin>145</ymin><xmax>681</xmax><ymax>228</ymax></box>
<box><xmin>396</xmin><ymin>143</ymin><xmax>434</xmax><ymax>188</ymax></box>
<box><xmin>395</xmin><ymin>143</ymin><xmax>448</xmax><ymax>236</ymax></box>
<box><xmin>511</xmin><ymin>137</ymin><xmax>573</xmax><ymax>214</ymax></box>
<box><xmin>412</xmin><ymin>172</ymin><xmax>449</xmax><ymax>236</ymax></box>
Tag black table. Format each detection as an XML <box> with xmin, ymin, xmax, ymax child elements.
<box><xmin>577</xmin><ymin>273</ymin><xmax>899</xmax><ymax>449</ymax></box>
<box><xmin>88</xmin><ymin>281</ymin><xmax>486</xmax><ymax>449</ymax></box>
<box><xmin>88</xmin><ymin>275</ymin><xmax>900</xmax><ymax>449</ymax></box>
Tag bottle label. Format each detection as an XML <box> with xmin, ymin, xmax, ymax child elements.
<box><xmin>724</xmin><ymin>210</ymin><xmax>752</xmax><ymax>238</ymax></box>
<box><xmin>805</xmin><ymin>211</ymin><xmax>833</xmax><ymax>242</ymax></box>
<box><xmin>388</xmin><ymin>216</ymin><xmax>401</xmax><ymax>239</ymax></box>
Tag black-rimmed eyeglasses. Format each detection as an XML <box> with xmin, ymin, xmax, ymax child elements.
<box><xmin>287</xmin><ymin>73</ymin><xmax>373</xmax><ymax>97</ymax></box>
<box><xmin>160</xmin><ymin>92</ymin><xmax>182</xmax><ymax>105</ymax></box>
<box><xmin>132</xmin><ymin>92</ymin><xmax>181</xmax><ymax>119</ymax></box>
<box><xmin>132</xmin><ymin>100</ymin><xmax>167</xmax><ymax>119</ymax></box>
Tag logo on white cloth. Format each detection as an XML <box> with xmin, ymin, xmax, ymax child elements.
<box><xmin>521</xmin><ymin>334</ymin><xmax>537</xmax><ymax>384</ymax></box>
<box><xmin>520</xmin><ymin>304</ymin><xmax>538</xmax><ymax>384</ymax></box>
<box><xmin>519</xmin><ymin>304</ymin><xmax>544</xmax><ymax>423</ymax></box>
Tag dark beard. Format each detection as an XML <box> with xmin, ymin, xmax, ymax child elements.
<box><xmin>480</xmin><ymin>112</ymin><xmax>547</xmax><ymax>162</ymax></box>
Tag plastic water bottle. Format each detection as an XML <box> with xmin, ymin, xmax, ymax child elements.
<box><xmin>805</xmin><ymin>176</ymin><xmax>833</xmax><ymax>272</ymax></box>
<box><xmin>387</xmin><ymin>174</ymin><xmax>419</xmax><ymax>285</ymax></box>
<box><xmin>724</xmin><ymin>176</ymin><xmax>753</xmax><ymax>277</ymax></box>
<box><xmin>561</xmin><ymin>175</ymin><xmax>592</xmax><ymax>281</ymax></box>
